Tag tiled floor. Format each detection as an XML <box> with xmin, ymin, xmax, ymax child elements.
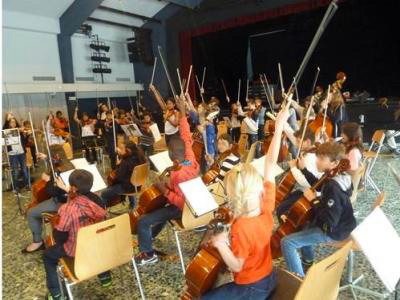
<box><xmin>2</xmin><ymin>154</ymin><xmax>400</xmax><ymax>299</ymax></box>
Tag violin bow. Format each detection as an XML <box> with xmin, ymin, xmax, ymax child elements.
<box><xmin>263</xmin><ymin>74</ymin><xmax>276</xmax><ymax>109</ymax></box>
<box><xmin>108</xmin><ymin>97</ymin><xmax>117</xmax><ymax>152</ymax></box>
<box><xmin>278</xmin><ymin>63</ymin><xmax>285</xmax><ymax>94</ymax></box>
<box><xmin>221</xmin><ymin>79</ymin><xmax>230</xmax><ymax>103</ymax></box>
<box><xmin>310</xmin><ymin>67</ymin><xmax>321</xmax><ymax>98</ymax></box>
<box><xmin>42</xmin><ymin>120</ymin><xmax>57</xmax><ymax>182</ymax></box>
<box><xmin>259</xmin><ymin>75</ymin><xmax>274</xmax><ymax>113</ymax></box>
<box><xmin>158</xmin><ymin>45</ymin><xmax>178</xmax><ymax>101</ymax></box>
<box><xmin>150</xmin><ymin>56</ymin><xmax>158</xmax><ymax>86</ymax></box>
<box><xmin>321</xmin><ymin>84</ymin><xmax>331</xmax><ymax>133</ymax></box>
<box><xmin>201</xmin><ymin>67</ymin><xmax>206</xmax><ymax>90</ymax></box>
<box><xmin>195</xmin><ymin>75</ymin><xmax>206</xmax><ymax>104</ymax></box>
<box><xmin>245</xmin><ymin>79</ymin><xmax>249</xmax><ymax>102</ymax></box>
<box><xmin>237</xmin><ymin>79</ymin><xmax>241</xmax><ymax>103</ymax></box>
<box><xmin>176</xmin><ymin>68</ymin><xmax>184</xmax><ymax>96</ymax></box>
<box><xmin>28</xmin><ymin>112</ymin><xmax>40</xmax><ymax>156</ymax></box>
<box><xmin>289</xmin><ymin>0</ymin><xmax>338</xmax><ymax>96</ymax></box>
<box><xmin>184</xmin><ymin>65</ymin><xmax>193</xmax><ymax>95</ymax></box>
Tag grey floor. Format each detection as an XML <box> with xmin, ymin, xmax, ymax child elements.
<box><xmin>2</xmin><ymin>154</ymin><xmax>400</xmax><ymax>299</ymax></box>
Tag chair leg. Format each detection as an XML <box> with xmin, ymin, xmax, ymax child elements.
<box><xmin>131</xmin><ymin>258</ymin><xmax>146</xmax><ymax>300</ymax></box>
<box><xmin>174</xmin><ymin>230</ymin><xmax>186</xmax><ymax>274</ymax></box>
<box><xmin>56</xmin><ymin>266</ymin><xmax>66</xmax><ymax>299</ymax></box>
<box><xmin>65</xmin><ymin>282</ymin><xmax>74</xmax><ymax>300</ymax></box>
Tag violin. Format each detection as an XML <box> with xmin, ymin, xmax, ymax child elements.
<box><xmin>202</xmin><ymin>145</ymin><xmax>239</xmax><ymax>185</ymax></box>
<box><xmin>192</xmin><ymin>130</ymin><xmax>205</xmax><ymax>164</ymax></box>
<box><xmin>129</xmin><ymin>165</ymin><xmax>181</xmax><ymax>234</ymax></box>
<box><xmin>262</xmin><ymin>118</ymin><xmax>289</xmax><ymax>163</ymax></box>
<box><xmin>181</xmin><ymin>207</ymin><xmax>233</xmax><ymax>300</ymax></box>
<box><xmin>270</xmin><ymin>159</ymin><xmax>350</xmax><ymax>258</ymax></box>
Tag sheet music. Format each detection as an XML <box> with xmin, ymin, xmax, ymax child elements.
<box><xmin>59</xmin><ymin>164</ymin><xmax>107</xmax><ymax>193</ymax></box>
<box><xmin>121</xmin><ymin>124</ymin><xmax>142</xmax><ymax>137</ymax></box>
<box><xmin>149</xmin><ymin>151</ymin><xmax>173</xmax><ymax>174</ymax></box>
<box><xmin>243</xmin><ymin>117</ymin><xmax>258</xmax><ymax>132</ymax></box>
<box><xmin>70</xmin><ymin>158</ymin><xmax>90</xmax><ymax>169</ymax></box>
<box><xmin>250</xmin><ymin>155</ymin><xmax>284</xmax><ymax>179</ymax></box>
<box><xmin>149</xmin><ymin>123</ymin><xmax>161</xmax><ymax>142</ymax></box>
<box><xmin>179</xmin><ymin>177</ymin><xmax>219</xmax><ymax>217</ymax></box>
<box><xmin>2</xmin><ymin>129</ymin><xmax>21</xmax><ymax>146</ymax></box>
<box><xmin>351</xmin><ymin>207</ymin><xmax>400</xmax><ymax>292</ymax></box>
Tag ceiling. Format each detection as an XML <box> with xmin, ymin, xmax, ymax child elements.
<box><xmin>2</xmin><ymin>0</ymin><xmax>74</xmax><ymax>18</ymax></box>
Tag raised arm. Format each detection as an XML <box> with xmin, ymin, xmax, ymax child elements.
<box><xmin>264</xmin><ymin>96</ymin><xmax>292</xmax><ymax>182</ymax></box>
<box><xmin>177</xmin><ymin>96</ymin><xmax>196</xmax><ymax>164</ymax></box>
<box><xmin>149</xmin><ymin>84</ymin><xmax>167</xmax><ymax>111</ymax></box>
<box><xmin>73</xmin><ymin>106</ymin><xmax>80</xmax><ymax>124</ymax></box>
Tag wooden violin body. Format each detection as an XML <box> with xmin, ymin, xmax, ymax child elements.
<box><xmin>182</xmin><ymin>207</ymin><xmax>232</xmax><ymax>300</ymax></box>
<box><xmin>202</xmin><ymin>146</ymin><xmax>239</xmax><ymax>185</ymax></box>
<box><xmin>129</xmin><ymin>185</ymin><xmax>167</xmax><ymax>234</ymax></box>
<box><xmin>192</xmin><ymin>131</ymin><xmax>204</xmax><ymax>164</ymax></box>
<box><xmin>25</xmin><ymin>179</ymin><xmax>51</xmax><ymax>213</ymax></box>
<box><xmin>270</xmin><ymin>159</ymin><xmax>350</xmax><ymax>258</ymax></box>
<box><xmin>262</xmin><ymin>120</ymin><xmax>288</xmax><ymax>162</ymax></box>
<box><xmin>129</xmin><ymin>165</ymin><xmax>180</xmax><ymax>234</ymax></box>
<box><xmin>275</xmin><ymin>170</ymin><xmax>297</xmax><ymax>209</ymax></box>
<box><xmin>308</xmin><ymin>114</ymin><xmax>333</xmax><ymax>138</ymax></box>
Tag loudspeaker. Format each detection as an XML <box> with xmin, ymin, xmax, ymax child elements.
<box><xmin>127</xmin><ymin>29</ymin><xmax>154</xmax><ymax>65</ymax></box>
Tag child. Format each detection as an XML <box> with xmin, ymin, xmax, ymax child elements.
<box><xmin>276</xmin><ymin>127</ymin><xmax>323</xmax><ymax>220</ymax></box>
<box><xmin>137</xmin><ymin>112</ymin><xmax>156</xmax><ymax>157</ymax></box>
<box><xmin>280</xmin><ymin>141</ymin><xmax>356</xmax><ymax>277</ymax></box>
<box><xmin>42</xmin><ymin>169</ymin><xmax>107</xmax><ymax>300</ymax></box>
<box><xmin>73</xmin><ymin>106</ymin><xmax>98</xmax><ymax>163</ymax></box>
<box><xmin>341</xmin><ymin>122</ymin><xmax>363</xmax><ymax>175</ymax></box>
<box><xmin>201</xmin><ymin>100</ymin><xmax>291</xmax><ymax>300</ymax></box>
<box><xmin>135</xmin><ymin>95</ymin><xmax>199</xmax><ymax>266</ymax></box>
<box><xmin>326</xmin><ymin>92</ymin><xmax>348</xmax><ymax>138</ymax></box>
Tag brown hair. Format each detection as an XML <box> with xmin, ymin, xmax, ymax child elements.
<box><xmin>330</xmin><ymin>92</ymin><xmax>345</xmax><ymax>112</ymax></box>
<box><xmin>341</xmin><ymin>122</ymin><xmax>363</xmax><ymax>153</ymax></box>
<box><xmin>316</xmin><ymin>141</ymin><xmax>345</xmax><ymax>162</ymax></box>
<box><xmin>218</xmin><ymin>133</ymin><xmax>233</xmax><ymax>145</ymax></box>
<box><xmin>294</xmin><ymin>127</ymin><xmax>315</xmax><ymax>144</ymax></box>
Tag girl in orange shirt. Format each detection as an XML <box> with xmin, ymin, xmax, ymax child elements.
<box><xmin>202</xmin><ymin>98</ymin><xmax>292</xmax><ymax>300</ymax></box>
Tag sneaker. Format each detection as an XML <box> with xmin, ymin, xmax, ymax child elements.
<box><xmin>45</xmin><ymin>293</ymin><xmax>66</xmax><ymax>300</ymax></box>
<box><xmin>135</xmin><ymin>252</ymin><xmax>158</xmax><ymax>266</ymax></box>
<box><xmin>99</xmin><ymin>273</ymin><xmax>112</xmax><ymax>288</ymax></box>
<box><xmin>301</xmin><ymin>258</ymin><xmax>314</xmax><ymax>273</ymax></box>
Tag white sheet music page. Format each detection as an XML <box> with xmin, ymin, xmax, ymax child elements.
<box><xmin>351</xmin><ymin>207</ymin><xmax>400</xmax><ymax>292</ymax></box>
<box><xmin>179</xmin><ymin>177</ymin><xmax>218</xmax><ymax>217</ymax></box>
<box><xmin>59</xmin><ymin>164</ymin><xmax>107</xmax><ymax>192</ymax></box>
<box><xmin>70</xmin><ymin>158</ymin><xmax>90</xmax><ymax>169</ymax></box>
<box><xmin>149</xmin><ymin>151</ymin><xmax>173</xmax><ymax>174</ymax></box>
<box><xmin>251</xmin><ymin>155</ymin><xmax>284</xmax><ymax>178</ymax></box>
<box><xmin>149</xmin><ymin>123</ymin><xmax>161</xmax><ymax>142</ymax></box>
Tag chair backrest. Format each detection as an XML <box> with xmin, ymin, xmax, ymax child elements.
<box><xmin>25</xmin><ymin>147</ymin><xmax>33</xmax><ymax>168</ymax></box>
<box><xmin>181</xmin><ymin>203</ymin><xmax>214</xmax><ymax>230</ymax></box>
<box><xmin>74</xmin><ymin>214</ymin><xmax>133</xmax><ymax>281</ymax></box>
<box><xmin>154</xmin><ymin>134</ymin><xmax>167</xmax><ymax>153</ymax></box>
<box><xmin>371</xmin><ymin>192</ymin><xmax>385</xmax><ymax>210</ymax></box>
<box><xmin>63</xmin><ymin>142</ymin><xmax>73</xmax><ymax>160</ymax></box>
<box><xmin>130</xmin><ymin>163</ymin><xmax>148</xmax><ymax>188</ymax></box>
<box><xmin>350</xmin><ymin>164</ymin><xmax>366</xmax><ymax>204</ymax></box>
<box><xmin>245</xmin><ymin>141</ymin><xmax>260</xmax><ymax>164</ymax></box>
<box><xmin>367</xmin><ymin>130</ymin><xmax>385</xmax><ymax>152</ymax></box>
<box><xmin>238</xmin><ymin>134</ymin><xmax>248</xmax><ymax>157</ymax></box>
<box><xmin>294</xmin><ymin>241</ymin><xmax>353</xmax><ymax>300</ymax></box>
<box><xmin>217</xmin><ymin>124</ymin><xmax>228</xmax><ymax>137</ymax></box>
<box><xmin>268</xmin><ymin>268</ymin><xmax>303</xmax><ymax>300</ymax></box>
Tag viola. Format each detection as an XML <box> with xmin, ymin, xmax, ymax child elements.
<box><xmin>181</xmin><ymin>207</ymin><xmax>233</xmax><ymax>300</ymax></box>
<box><xmin>129</xmin><ymin>165</ymin><xmax>181</xmax><ymax>234</ymax></box>
<box><xmin>270</xmin><ymin>159</ymin><xmax>350</xmax><ymax>258</ymax></box>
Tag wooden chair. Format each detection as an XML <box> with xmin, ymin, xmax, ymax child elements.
<box><xmin>245</xmin><ymin>141</ymin><xmax>261</xmax><ymax>164</ymax></box>
<box><xmin>153</xmin><ymin>133</ymin><xmax>168</xmax><ymax>153</ymax></box>
<box><xmin>56</xmin><ymin>214</ymin><xmax>145</xmax><ymax>299</ymax></box>
<box><xmin>121</xmin><ymin>163</ymin><xmax>149</xmax><ymax>201</ymax></box>
<box><xmin>350</xmin><ymin>164</ymin><xmax>366</xmax><ymax>204</ymax></box>
<box><xmin>269</xmin><ymin>241</ymin><xmax>353</xmax><ymax>300</ymax></box>
<box><xmin>217</xmin><ymin>123</ymin><xmax>228</xmax><ymax>138</ymax></box>
<box><xmin>363</xmin><ymin>130</ymin><xmax>385</xmax><ymax>193</ymax></box>
<box><xmin>237</xmin><ymin>134</ymin><xmax>248</xmax><ymax>159</ymax></box>
<box><xmin>63</xmin><ymin>142</ymin><xmax>73</xmax><ymax>160</ymax></box>
<box><xmin>169</xmin><ymin>182</ymin><xmax>226</xmax><ymax>274</ymax></box>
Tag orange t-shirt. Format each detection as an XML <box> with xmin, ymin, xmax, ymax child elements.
<box><xmin>230</xmin><ymin>181</ymin><xmax>275</xmax><ymax>284</ymax></box>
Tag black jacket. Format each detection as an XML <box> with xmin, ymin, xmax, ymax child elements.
<box><xmin>327</xmin><ymin>104</ymin><xmax>348</xmax><ymax>138</ymax></box>
<box><xmin>45</xmin><ymin>179</ymin><xmax>67</xmax><ymax>204</ymax></box>
<box><xmin>115</xmin><ymin>155</ymin><xmax>144</xmax><ymax>193</ymax></box>
<box><xmin>301</xmin><ymin>168</ymin><xmax>357</xmax><ymax>241</ymax></box>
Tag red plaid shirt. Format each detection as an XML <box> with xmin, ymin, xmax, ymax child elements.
<box><xmin>55</xmin><ymin>194</ymin><xmax>106</xmax><ymax>257</ymax></box>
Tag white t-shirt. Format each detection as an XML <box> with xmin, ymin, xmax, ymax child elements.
<box><xmin>82</xmin><ymin>124</ymin><xmax>95</xmax><ymax>137</ymax></box>
<box><xmin>165</xmin><ymin>112</ymin><xmax>179</xmax><ymax>135</ymax></box>
<box><xmin>290</xmin><ymin>152</ymin><xmax>323</xmax><ymax>190</ymax></box>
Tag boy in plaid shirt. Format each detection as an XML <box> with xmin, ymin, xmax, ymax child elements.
<box><xmin>43</xmin><ymin>170</ymin><xmax>107</xmax><ymax>300</ymax></box>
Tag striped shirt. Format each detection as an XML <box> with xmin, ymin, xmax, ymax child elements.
<box><xmin>216</xmin><ymin>154</ymin><xmax>240</xmax><ymax>182</ymax></box>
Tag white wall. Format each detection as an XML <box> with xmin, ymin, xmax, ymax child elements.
<box><xmin>71</xmin><ymin>21</ymin><xmax>135</xmax><ymax>84</ymax></box>
<box><xmin>2</xmin><ymin>10</ymin><xmax>63</xmax><ymax>83</ymax></box>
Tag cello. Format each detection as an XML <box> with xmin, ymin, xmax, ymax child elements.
<box><xmin>129</xmin><ymin>164</ymin><xmax>181</xmax><ymax>234</ymax></box>
<box><xmin>270</xmin><ymin>159</ymin><xmax>350</xmax><ymax>258</ymax></box>
<box><xmin>181</xmin><ymin>207</ymin><xmax>232</xmax><ymax>300</ymax></box>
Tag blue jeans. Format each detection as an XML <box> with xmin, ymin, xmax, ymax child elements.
<box><xmin>9</xmin><ymin>153</ymin><xmax>29</xmax><ymax>190</ymax></box>
<box><xmin>281</xmin><ymin>226</ymin><xmax>333</xmax><ymax>277</ymax></box>
<box><xmin>137</xmin><ymin>205</ymin><xmax>182</xmax><ymax>253</ymax></box>
<box><xmin>248</xmin><ymin>133</ymin><xmax>260</xmax><ymax>159</ymax></box>
<box><xmin>202</xmin><ymin>271</ymin><xmax>277</xmax><ymax>300</ymax></box>
<box><xmin>100</xmin><ymin>183</ymin><xmax>135</xmax><ymax>208</ymax></box>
